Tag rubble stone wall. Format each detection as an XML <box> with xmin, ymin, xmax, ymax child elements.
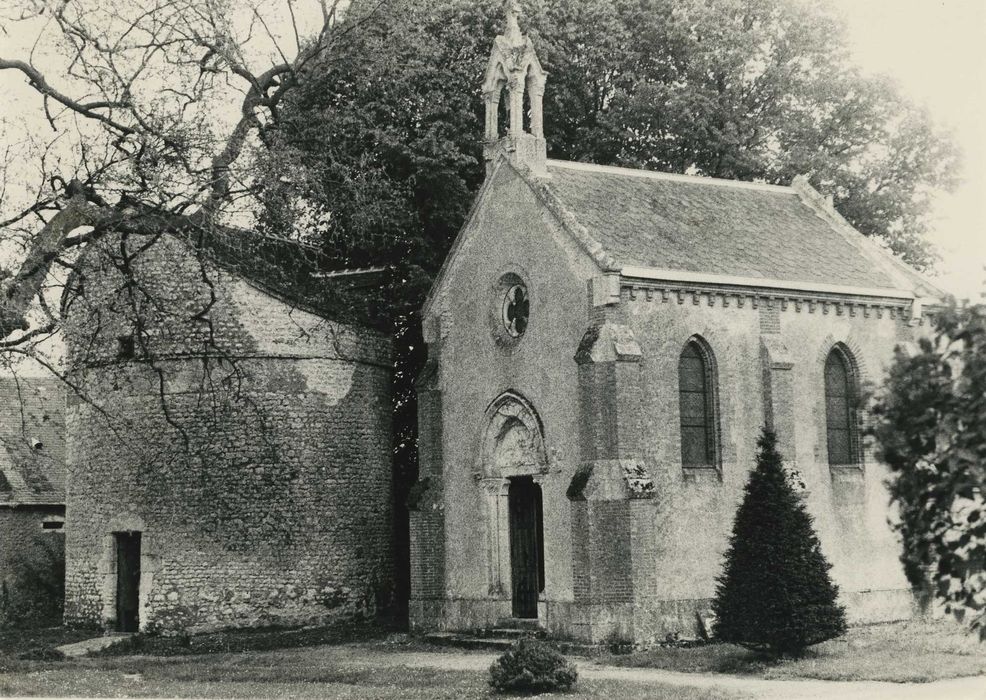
<box><xmin>62</xmin><ymin>234</ymin><xmax>393</xmax><ymax>633</ymax></box>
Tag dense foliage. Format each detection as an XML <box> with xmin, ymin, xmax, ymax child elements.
<box><xmin>872</xmin><ymin>300</ymin><xmax>986</xmax><ymax>639</ymax></box>
<box><xmin>489</xmin><ymin>637</ymin><xmax>578</xmax><ymax>693</ymax></box>
<box><xmin>262</xmin><ymin>0</ymin><xmax>959</xmax><ymax>274</ymax></box>
<box><xmin>712</xmin><ymin>429</ymin><xmax>847</xmax><ymax>656</ymax></box>
<box><xmin>0</xmin><ymin>535</ymin><xmax>65</xmax><ymax>629</ymax></box>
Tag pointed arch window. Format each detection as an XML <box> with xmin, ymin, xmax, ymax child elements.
<box><xmin>678</xmin><ymin>338</ymin><xmax>719</xmax><ymax>469</ymax></box>
<box><xmin>824</xmin><ymin>347</ymin><xmax>859</xmax><ymax>466</ymax></box>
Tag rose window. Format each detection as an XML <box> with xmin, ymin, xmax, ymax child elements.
<box><xmin>502</xmin><ymin>284</ymin><xmax>529</xmax><ymax>338</ymax></box>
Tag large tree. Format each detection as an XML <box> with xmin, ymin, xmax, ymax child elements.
<box><xmin>260</xmin><ymin>0</ymin><xmax>960</xmax><ymax>276</ymax></box>
<box><xmin>0</xmin><ymin>0</ymin><xmax>376</xmax><ymax>358</ymax></box>
<box><xmin>872</xmin><ymin>299</ymin><xmax>986</xmax><ymax>640</ymax></box>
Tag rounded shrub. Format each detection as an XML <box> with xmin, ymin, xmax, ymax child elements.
<box><xmin>489</xmin><ymin>637</ymin><xmax>577</xmax><ymax>694</ymax></box>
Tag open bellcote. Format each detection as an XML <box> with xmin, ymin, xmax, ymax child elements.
<box><xmin>483</xmin><ymin>0</ymin><xmax>548</xmax><ymax>177</ymax></box>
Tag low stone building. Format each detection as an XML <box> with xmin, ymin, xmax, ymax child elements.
<box><xmin>59</xmin><ymin>225</ymin><xmax>394</xmax><ymax>633</ymax></box>
<box><xmin>408</xmin><ymin>8</ymin><xmax>943</xmax><ymax>644</ymax></box>
<box><xmin>0</xmin><ymin>376</ymin><xmax>66</xmax><ymax>606</ymax></box>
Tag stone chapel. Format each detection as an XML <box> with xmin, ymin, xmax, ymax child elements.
<box><xmin>408</xmin><ymin>4</ymin><xmax>944</xmax><ymax>644</ymax></box>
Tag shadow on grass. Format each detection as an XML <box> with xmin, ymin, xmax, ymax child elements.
<box><xmin>0</xmin><ymin>625</ymin><xmax>97</xmax><ymax>657</ymax></box>
<box><xmin>600</xmin><ymin>619</ymin><xmax>986</xmax><ymax>683</ymax></box>
<box><xmin>603</xmin><ymin>642</ymin><xmax>776</xmax><ymax>675</ymax></box>
<box><xmin>96</xmin><ymin>620</ymin><xmax>393</xmax><ymax>658</ymax></box>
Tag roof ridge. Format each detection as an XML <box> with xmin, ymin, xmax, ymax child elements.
<box><xmin>545</xmin><ymin>159</ymin><xmax>793</xmax><ymax>194</ymax></box>
<box><xmin>421</xmin><ymin>157</ymin><xmax>620</xmax><ymax>324</ymax></box>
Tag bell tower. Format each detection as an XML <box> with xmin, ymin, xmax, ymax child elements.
<box><xmin>482</xmin><ymin>0</ymin><xmax>548</xmax><ymax>177</ymax></box>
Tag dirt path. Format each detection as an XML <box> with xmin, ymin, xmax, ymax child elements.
<box><xmin>326</xmin><ymin>646</ymin><xmax>986</xmax><ymax>700</ymax></box>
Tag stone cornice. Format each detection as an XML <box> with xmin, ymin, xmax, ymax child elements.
<box><xmin>620</xmin><ymin>275</ymin><xmax>936</xmax><ymax>325</ymax></box>
<box><xmin>621</xmin><ymin>266</ymin><xmax>916</xmax><ymax>302</ymax></box>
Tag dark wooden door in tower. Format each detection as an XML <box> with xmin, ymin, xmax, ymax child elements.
<box><xmin>115</xmin><ymin>532</ymin><xmax>141</xmax><ymax>633</ymax></box>
<box><xmin>508</xmin><ymin>477</ymin><xmax>544</xmax><ymax>618</ymax></box>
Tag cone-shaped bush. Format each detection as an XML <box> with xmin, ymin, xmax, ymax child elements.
<box><xmin>712</xmin><ymin>428</ymin><xmax>847</xmax><ymax>656</ymax></box>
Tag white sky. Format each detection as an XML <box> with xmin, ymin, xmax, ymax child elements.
<box><xmin>830</xmin><ymin>0</ymin><xmax>986</xmax><ymax>300</ymax></box>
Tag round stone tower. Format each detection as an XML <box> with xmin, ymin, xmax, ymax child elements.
<box><xmin>61</xmin><ymin>229</ymin><xmax>393</xmax><ymax>633</ymax></box>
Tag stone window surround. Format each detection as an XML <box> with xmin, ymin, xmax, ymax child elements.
<box><xmin>41</xmin><ymin>515</ymin><xmax>65</xmax><ymax>531</ymax></box>
<box><xmin>677</xmin><ymin>334</ymin><xmax>723</xmax><ymax>478</ymax></box>
<box><xmin>490</xmin><ymin>269</ymin><xmax>534</xmax><ymax>354</ymax></box>
<box><xmin>816</xmin><ymin>338</ymin><xmax>869</xmax><ymax>475</ymax></box>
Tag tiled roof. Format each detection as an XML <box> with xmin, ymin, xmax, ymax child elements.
<box><xmin>0</xmin><ymin>376</ymin><xmax>65</xmax><ymax>506</ymax></box>
<box><xmin>61</xmin><ymin>206</ymin><xmax>393</xmax><ymax>331</ymax></box>
<box><xmin>543</xmin><ymin>160</ymin><xmax>926</xmax><ymax>294</ymax></box>
<box><xmin>183</xmin><ymin>225</ymin><xmax>392</xmax><ymax>329</ymax></box>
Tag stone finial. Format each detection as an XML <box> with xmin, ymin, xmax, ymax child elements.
<box><xmin>504</xmin><ymin>0</ymin><xmax>523</xmax><ymax>45</ymax></box>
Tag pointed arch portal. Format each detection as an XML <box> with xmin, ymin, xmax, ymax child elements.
<box><xmin>477</xmin><ymin>392</ymin><xmax>547</xmax><ymax>617</ymax></box>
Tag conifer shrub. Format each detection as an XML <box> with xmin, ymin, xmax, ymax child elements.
<box><xmin>489</xmin><ymin>637</ymin><xmax>577</xmax><ymax>693</ymax></box>
<box><xmin>712</xmin><ymin>428</ymin><xmax>847</xmax><ymax>656</ymax></box>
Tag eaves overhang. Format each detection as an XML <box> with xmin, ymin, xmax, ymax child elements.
<box><xmin>620</xmin><ymin>265</ymin><xmax>929</xmax><ymax>304</ymax></box>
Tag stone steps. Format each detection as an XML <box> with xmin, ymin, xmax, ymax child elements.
<box><xmin>56</xmin><ymin>633</ymin><xmax>133</xmax><ymax>658</ymax></box>
<box><xmin>422</xmin><ymin>631</ymin><xmax>517</xmax><ymax>651</ymax></box>
<box><xmin>424</xmin><ymin>618</ymin><xmax>554</xmax><ymax>652</ymax></box>
<box><xmin>494</xmin><ymin>617</ymin><xmax>543</xmax><ymax>630</ymax></box>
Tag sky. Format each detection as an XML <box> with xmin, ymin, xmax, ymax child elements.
<box><xmin>830</xmin><ymin>0</ymin><xmax>986</xmax><ymax>300</ymax></box>
<box><xmin>0</xmin><ymin>0</ymin><xmax>984</xmax><ymax>299</ymax></box>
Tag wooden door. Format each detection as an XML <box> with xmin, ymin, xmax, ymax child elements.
<box><xmin>508</xmin><ymin>477</ymin><xmax>544</xmax><ymax>618</ymax></box>
<box><xmin>115</xmin><ymin>532</ymin><xmax>141</xmax><ymax>633</ymax></box>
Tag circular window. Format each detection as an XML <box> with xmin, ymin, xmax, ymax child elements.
<box><xmin>491</xmin><ymin>272</ymin><xmax>531</xmax><ymax>350</ymax></box>
<box><xmin>502</xmin><ymin>284</ymin><xmax>529</xmax><ymax>338</ymax></box>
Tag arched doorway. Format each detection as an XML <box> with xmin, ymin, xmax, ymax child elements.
<box><xmin>507</xmin><ymin>476</ymin><xmax>544</xmax><ymax>618</ymax></box>
<box><xmin>479</xmin><ymin>392</ymin><xmax>548</xmax><ymax>618</ymax></box>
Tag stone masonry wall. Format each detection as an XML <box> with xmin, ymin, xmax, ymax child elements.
<box><xmin>622</xmin><ymin>284</ymin><xmax>920</xmax><ymax>641</ymax></box>
<box><xmin>62</xmin><ymin>233</ymin><xmax>393</xmax><ymax>633</ymax></box>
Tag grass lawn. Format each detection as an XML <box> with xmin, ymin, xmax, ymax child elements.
<box><xmin>1</xmin><ymin>618</ymin><xmax>981</xmax><ymax>697</ymax></box>
<box><xmin>601</xmin><ymin>618</ymin><xmax>986</xmax><ymax>682</ymax></box>
<box><xmin>0</xmin><ymin>644</ymin><xmax>736</xmax><ymax>699</ymax></box>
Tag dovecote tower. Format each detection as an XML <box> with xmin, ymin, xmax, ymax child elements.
<box><xmin>483</xmin><ymin>0</ymin><xmax>548</xmax><ymax>177</ymax></box>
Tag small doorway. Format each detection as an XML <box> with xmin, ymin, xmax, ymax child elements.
<box><xmin>115</xmin><ymin>532</ymin><xmax>141</xmax><ymax>633</ymax></box>
<box><xmin>508</xmin><ymin>477</ymin><xmax>544</xmax><ymax>618</ymax></box>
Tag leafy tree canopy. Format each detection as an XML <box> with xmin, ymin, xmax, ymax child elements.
<box><xmin>873</xmin><ymin>299</ymin><xmax>986</xmax><ymax>639</ymax></box>
<box><xmin>260</xmin><ymin>0</ymin><xmax>960</xmax><ymax>286</ymax></box>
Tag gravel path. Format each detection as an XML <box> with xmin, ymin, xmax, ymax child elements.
<box><xmin>327</xmin><ymin>646</ymin><xmax>986</xmax><ymax>700</ymax></box>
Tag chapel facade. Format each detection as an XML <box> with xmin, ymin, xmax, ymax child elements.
<box><xmin>408</xmin><ymin>6</ymin><xmax>942</xmax><ymax>644</ymax></box>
